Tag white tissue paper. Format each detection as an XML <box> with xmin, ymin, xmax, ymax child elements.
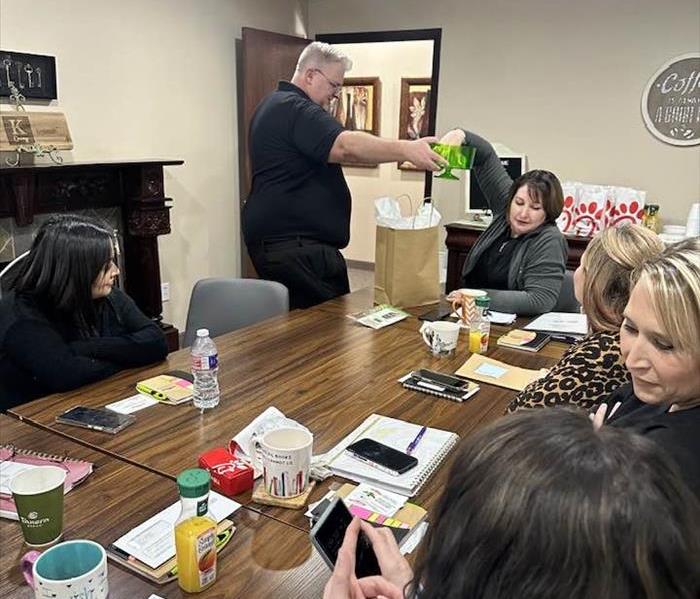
<box><xmin>374</xmin><ymin>196</ymin><xmax>441</xmax><ymax>230</ymax></box>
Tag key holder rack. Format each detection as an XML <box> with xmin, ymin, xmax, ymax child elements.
<box><xmin>3</xmin><ymin>81</ymin><xmax>63</xmax><ymax>167</ymax></box>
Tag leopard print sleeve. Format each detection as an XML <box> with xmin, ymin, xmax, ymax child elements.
<box><xmin>505</xmin><ymin>331</ymin><xmax>631</xmax><ymax>414</ymax></box>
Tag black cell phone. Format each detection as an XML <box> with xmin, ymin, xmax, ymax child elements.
<box><xmin>309</xmin><ymin>497</ymin><xmax>381</xmax><ymax>578</ymax></box>
<box><xmin>415</xmin><ymin>369</ymin><xmax>471</xmax><ymax>389</ymax></box>
<box><xmin>345</xmin><ymin>438</ymin><xmax>418</xmax><ymax>476</ymax></box>
<box><xmin>55</xmin><ymin>406</ymin><xmax>135</xmax><ymax>434</ymax></box>
<box><xmin>418</xmin><ymin>307</ymin><xmax>453</xmax><ymax>322</ymax></box>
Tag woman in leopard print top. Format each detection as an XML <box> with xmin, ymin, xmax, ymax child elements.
<box><xmin>507</xmin><ymin>224</ymin><xmax>663</xmax><ymax>413</ymax></box>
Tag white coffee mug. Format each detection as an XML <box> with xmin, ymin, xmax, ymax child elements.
<box><xmin>21</xmin><ymin>539</ymin><xmax>108</xmax><ymax>599</ymax></box>
<box><xmin>260</xmin><ymin>427</ymin><xmax>313</xmax><ymax>498</ymax></box>
<box><xmin>420</xmin><ymin>321</ymin><xmax>461</xmax><ymax>356</ymax></box>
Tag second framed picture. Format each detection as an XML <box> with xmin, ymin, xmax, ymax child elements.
<box><xmin>398</xmin><ymin>77</ymin><xmax>432</xmax><ymax>170</ymax></box>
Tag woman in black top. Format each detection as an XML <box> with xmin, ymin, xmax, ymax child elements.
<box><xmin>0</xmin><ymin>215</ymin><xmax>167</xmax><ymax>410</ymax></box>
<box><xmin>594</xmin><ymin>238</ymin><xmax>700</xmax><ymax>497</ymax></box>
<box><xmin>440</xmin><ymin>128</ymin><xmax>567</xmax><ymax>315</ymax></box>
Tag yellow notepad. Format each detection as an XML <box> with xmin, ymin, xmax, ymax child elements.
<box><xmin>136</xmin><ymin>374</ymin><xmax>193</xmax><ymax>404</ymax></box>
<box><xmin>455</xmin><ymin>354</ymin><xmax>547</xmax><ymax>391</ymax></box>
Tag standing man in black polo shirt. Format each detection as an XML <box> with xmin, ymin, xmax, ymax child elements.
<box><xmin>243</xmin><ymin>41</ymin><xmax>444</xmax><ymax>309</ymax></box>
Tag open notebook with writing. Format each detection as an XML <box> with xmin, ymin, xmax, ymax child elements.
<box><xmin>325</xmin><ymin>414</ymin><xmax>459</xmax><ymax>497</ymax></box>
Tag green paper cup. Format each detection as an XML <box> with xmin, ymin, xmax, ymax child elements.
<box><xmin>10</xmin><ymin>466</ymin><xmax>67</xmax><ymax>547</ymax></box>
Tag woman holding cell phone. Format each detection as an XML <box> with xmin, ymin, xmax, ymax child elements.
<box><xmin>323</xmin><ymin>410</ymin><xmax>700</xmax><ymax>599</ymax></box>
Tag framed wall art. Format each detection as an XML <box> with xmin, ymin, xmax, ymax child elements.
<box><xmin>330</xmin><ymin>77</ymin><xmax>381</xmax><ymax>136</ymax></box>
<box><xmin>0</xmin><ymin>50</ymin><xmax>57</xmax><ymax>100</ymax></box>
<box><xmin>398</xmin><ymin>77</ymin><xmax>432</xmax><ymax>170</ymax></box>
<box><xmin>330</xmin><ymin>77</ymin><xmax>381</xmax><ymax>168</ymax></box>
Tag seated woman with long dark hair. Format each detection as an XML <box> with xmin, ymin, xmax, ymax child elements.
<box><xmin>0</xmin><ymin>215</ymin><xmax>167</xmax><ymax>410</ymax></box>
<box><xmin>324</xmin><ymin>410</ymin><xmax>700</xmax><ymax>599</ymax></box>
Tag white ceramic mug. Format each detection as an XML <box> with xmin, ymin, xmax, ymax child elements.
<box><xmin>260</xmin><ymin>427</ymin><xmax>313</xmax><ymax>498</ymax></box>
<box><xmin>21</xmin><ymin>539</ymin><xmax>108</xmax><ymax>599</ymax></box>
<box><xmin>420</xmin><ymin>321</ymin><xmax>461</xmax><ymax>356</ymax></box>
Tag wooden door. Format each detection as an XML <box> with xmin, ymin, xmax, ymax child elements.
<box><xmin>240</xmin><ymin>28</ymin><xmax>311</xmax><ymax>277</ymax></box>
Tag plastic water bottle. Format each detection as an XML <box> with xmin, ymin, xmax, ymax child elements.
<box><xmin>191</xmin><ymin>328</ymin><xmax>220</xmax><ymax>411</ymax></box>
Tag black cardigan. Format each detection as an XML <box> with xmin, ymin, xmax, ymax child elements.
<box><xmin>607</xmin><ymin>383</ymin><xmax>700</xmax><ymax>498</ymax></box>
<box><xmin>0</xmin><ymin>288</ymin><xmax>167</xmax><ymax>411</ymax></box>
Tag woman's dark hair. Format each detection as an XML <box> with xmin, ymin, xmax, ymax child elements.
<box><xmin>410</xmin><ymin>409</ymin><xmax>700</xmax><ymax>599</ymax></box>
<box><xmin>508</xmin><ymin>169</ymin><xmax>564</xmax><ymax>222</ymax></box>
<box><xmin>15</xmin><ymin>214</ymin><xmax>116</xmax><ymax>334</ymax></box>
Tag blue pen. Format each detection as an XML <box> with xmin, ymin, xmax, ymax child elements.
<box><xmin>406</xmin><ymin>426</ymin><xmax>427</xmax><ymax>455</ymax></box>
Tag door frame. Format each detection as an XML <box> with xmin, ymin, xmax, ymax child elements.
<box><xmin>315</xmin><ymin>28</ymin><xmax>442</xmax><ymax>200</ymax></box>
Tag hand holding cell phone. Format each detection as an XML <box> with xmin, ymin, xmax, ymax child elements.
<box><xmin>322</xmin><ymin>517</ymin><xmax>405</xmax><ymax>599</ymax></box>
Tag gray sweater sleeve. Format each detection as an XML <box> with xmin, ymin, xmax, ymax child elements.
<box><xmin>482</xmin><ymin>228</ymin><xmax>568</xmax><ymax>315</ymax></box>
<box><xmin>461</xmin><ymin>130</ymin><xmax>514</xmax><ymax>215</ymax></box>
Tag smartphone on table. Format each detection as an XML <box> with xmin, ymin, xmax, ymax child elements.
<box><xmin>418</xmin><ymin>307</ymin><xmax>453</xmax><ymax>322</ymax></box>
<box><xmin>345</xmin><ymin>438</ymin><xmax>418</xmax><ymax>476</ymax></box>
<box><xmin>55</xmin><ymin>406</ymin><xmax>135</xmax><ymax>434</ymax></box>
<box><xmin>414</xmin><ymin>369</ymin><xmax>473</xmax><ymax>391</ymax></box>
<box><xmin>310</xmin><ymin>497</ymin><xmax>381</xmax><ymax>578</ymax></box>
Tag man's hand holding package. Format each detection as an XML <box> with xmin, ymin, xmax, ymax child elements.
<box><xmin>404</xmin><ymin>136</ymin><xmax>447</xmax><ymax>171</ymax></box>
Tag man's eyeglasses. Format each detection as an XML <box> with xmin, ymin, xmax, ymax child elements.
<box><xmin>313</xmin><ymin>68</ymin><xmax>343</xmax><ymax>92</ymax></box>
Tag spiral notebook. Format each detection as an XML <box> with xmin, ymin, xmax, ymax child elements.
<box><xmin>325</xmin><ymin>414</ymin><xmax>459</xmax><ymax>497</ymax></box>
<box><xmin>399</xmin><ymin>370</ymin><xmax>480</xmax><ymax>402</ymax></box>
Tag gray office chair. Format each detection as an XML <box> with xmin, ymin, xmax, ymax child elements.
<box><xmin>183</xmin><ymin>277</ymin><xmax>289</xmax><ymax>347</ymax></box>
<box><xmin>553</xmin><ymin>270</ymin><xmax>581</xmax><ymax>313</ymax></box>
<box><xmin>0</xmin><ymin>251</ymin><xmax>29</xmax><ymax>300</ymax></box>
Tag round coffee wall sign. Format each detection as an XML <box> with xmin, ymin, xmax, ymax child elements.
<box><xmin>641</xmin><ymin>53</ymin><xmax>700</xmax><ymax>146</ymax></box>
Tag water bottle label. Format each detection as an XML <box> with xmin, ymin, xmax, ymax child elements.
<box><xmin>192</xmin><ymin>354</ymin><xmax>218</xmax><ymax>370</ymax></box>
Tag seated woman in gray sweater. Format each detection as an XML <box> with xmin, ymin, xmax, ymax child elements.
<box><xmin>443</xmin><ymin>129</ymin><xmax>567</xmax><ymax>315</ymax></box>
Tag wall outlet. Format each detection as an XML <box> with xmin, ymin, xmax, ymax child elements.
<box><xmin>161</xmin><ymin>282</ymin><xmax>170</xmax><ymax>302</ymax></box>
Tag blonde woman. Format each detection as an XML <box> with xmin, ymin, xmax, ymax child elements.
<box><xmin>507</xmin><ymin>224</ymin><xmax>663</xmax><ymax>413</ymax></box>
<box><xmin>596</xmin><ymin>237</ymin><xmax>700</xmax><ymax>497</ymax></box>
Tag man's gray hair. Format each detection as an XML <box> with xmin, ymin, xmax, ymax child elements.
<box><xmin>295</xmin><ymin>41</ymin><xmax>352</xmax><ymax>74</ymax></box>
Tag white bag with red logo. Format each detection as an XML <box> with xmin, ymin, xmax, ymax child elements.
<box><xmin>607</xmin><ymin>186</ymin><xmax>646</xmax><ymax>227</ymax></box>
<box><xmin>556</xmin><ymin>181</ymin><xmax>579</xmax><ymax>234</ymax></box>
<box><xmin>557</xmin><ymin>182</ymin><xmax>646</xmax><ymax>237</ymax></box>
<box><xmin>573</xmin><ymin>184</ymin><xmax>609</xmax><ymax>237</ymax></box>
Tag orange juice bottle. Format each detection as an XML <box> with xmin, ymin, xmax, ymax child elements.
<box><xmin>174</xmin><ymin>468</ymin><xmax>217</xmax><ymax>593</ymax></box>
<box><xmin>468</xmin><ymin>296</ymin><xmax>491</xmax><ymax>354</ymax></box>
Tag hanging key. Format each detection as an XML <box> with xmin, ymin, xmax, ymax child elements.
<box><xmin>24</xmin><ymin>64</ymin><xmax>34</xmax><ymax>88</ymax></box>
<box><xmin>16</xmin><ymin>62</ymin><xmax>24</xmax><ymax>88</ymax></box>
<box><xmin>3</xmin><ymin>59</ymin><xmax>11</xmax><ymax>87</ymax></box>
<box><xmin>36</xmin><ymin>66</ymin><xmax>42</xmax><ymax>88</ymax></box>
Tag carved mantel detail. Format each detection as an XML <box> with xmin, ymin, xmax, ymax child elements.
<box><xmin>0</xmin><ymin>159</ymin><xmax>184</xmax><ymax>350</ymax></box>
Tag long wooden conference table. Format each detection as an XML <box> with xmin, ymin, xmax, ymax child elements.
<box><xmin>3</xmin><ymin>288</ymin><xmax>567</xmax><ymax>597</ymax></box>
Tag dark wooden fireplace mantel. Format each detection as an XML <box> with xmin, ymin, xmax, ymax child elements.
<box><xmin>0</xmin><ymin>159</ymin><xmax>184</xmax><ymax>351</ymax></box>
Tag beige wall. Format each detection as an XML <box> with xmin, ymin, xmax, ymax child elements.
<box><xmin>310</xmin><ymin>0</ymin><xmax>700</xmax><ymax>229</ymax></box>
<box><xmin>336</xmin><ymin>40</ymin><xmax>433</xmax><ymax>263</ymax></box>
<box><xmin>0</xmin><ymin>0</ymin><xmax>307</xmax><ymax>331</ymax></box>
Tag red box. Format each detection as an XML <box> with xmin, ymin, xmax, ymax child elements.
<box><xmin>198</xmin><ymin>447</ymin><xmax>254</xmax><ymax>497</ymax></box>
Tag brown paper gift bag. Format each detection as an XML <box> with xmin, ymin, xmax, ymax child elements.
<box><xmin>374</xmin><ymin>224</ymin><xmax>440</xmax><ymax>308</ymax></box>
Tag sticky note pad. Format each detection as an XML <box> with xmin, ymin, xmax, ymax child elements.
<box><xmin>474</xmin><ymin>362</ymin><xmax>508</xmax><ymax>378</ymax></box>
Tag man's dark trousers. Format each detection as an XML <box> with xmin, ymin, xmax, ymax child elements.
<box><xmin>248</xmin><ymin>237</ymin><xmax>350</xmax><ymax>309</ymax></box>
